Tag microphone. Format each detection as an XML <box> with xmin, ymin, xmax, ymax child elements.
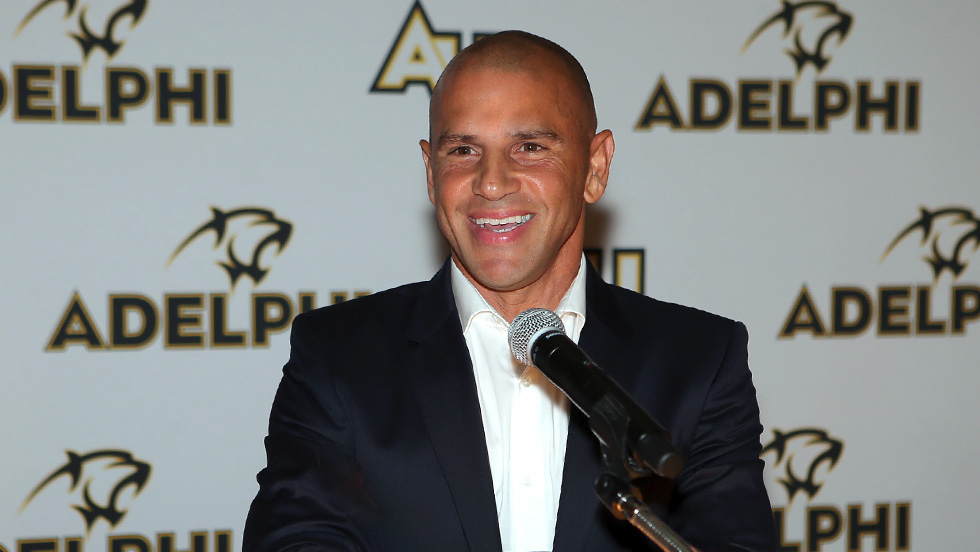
<box><xmin>508</xmin><ymin>308</ymin><xmax>683</xmax><ymax>479</ymax></box>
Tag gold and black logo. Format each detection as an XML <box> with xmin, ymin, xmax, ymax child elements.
<box><xmin>763</xmin><ymin>427</ymin><xmax>911</xmax><ymax>551</ymax></box>
<box><xmin>16</xmin><ymin>0</ymin><xmax>149</xmax><ymax>62</ymax></box>
<box><xmin>882</xmin><ymin>206</ymin><xmax>980</xmax><ymax>282</ymax></box>
<box><xmin>779</xmin><ymin>205</ymin><xmax>980</xmax><ymax>338</ymax></box>
<box><xmin>762</xmin><ymin>427</ymin><xmax>843</xmax><ymax>503</ymax></box>
<box><xmin>46</xmin><ymin>205</ymin><xmax>318</xmax><ymax>351</ymax></box>
<box><xmin>585</xmin><ymin>248</ymin><xmax>646</xmax><ymax>295</ymax></box>
<box><xmin>370</xmin><ymin>1</ymin><xmax>497</xmax><ymax>95</ymax></box>
<box><xmin>168</xmin><ymin>207</ymin><xmax>293</xmax><ymax>290</ymax></box>
<box><xmin>742</xmin><ymin>1</ymin><xmax>853</xmax><ymax>76</ymax></box>
<box><xmin>371</xmin><ymin>1</ymin><xmax>460</xmax><ymax>94</ymax></box>
<box><xmin>636</xmin><ymin>1</ymin><xmax>919</xmax><ymax>133</ymax></box>
<box><xmin>3</xmin><ymin>0</ymin><xmax>232</xmax><ymax>124</ymax></box>
<box><xmin>11</xmin><ymin>450</ymin><xmax>236</xmax><ymax>551</ymax></box>
<box><xmin>21</xmin><ymin>449</ymin><xmax>151</xmax><ymax>534</ymax></box>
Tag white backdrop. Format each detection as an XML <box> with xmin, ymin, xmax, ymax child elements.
<box><xmin>2</xmin><ymin>1</ymin><xmax>978</xmax><ymax>550</ymax></box>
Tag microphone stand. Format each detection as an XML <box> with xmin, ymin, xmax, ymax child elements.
<box><xmin>588</xmin><ymin>395</ymin><xmax>695</xmax><ymax>552</ymax></box>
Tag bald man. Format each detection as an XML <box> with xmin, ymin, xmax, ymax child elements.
<box><xmin>244</xmin><ymin>31</ymin><xmax>776</xmax><ymax>552</ymax></box>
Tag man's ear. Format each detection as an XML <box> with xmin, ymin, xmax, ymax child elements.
<box><xmin>420</xmin><ymin>139</ymin><xmax>435</xmax><ymax>205</ymax></box>
<box><xmin>584</xmin><ymin>129</ymin><xmax>615</xmax><ymax>204</ymax></box>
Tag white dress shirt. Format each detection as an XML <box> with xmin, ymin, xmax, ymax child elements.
<box><xmin>451</xmin><ymin>257</ymin><xmax>587</xmax><ymax>552</ymax></box>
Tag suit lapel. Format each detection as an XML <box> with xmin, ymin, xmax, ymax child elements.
<box><xmin>553</xmin><ymin>266</ymin><xmax>645</xmax><ymax>552</ymax></box>
<box><xmin>402</xmin><ymin>263</ymin><xmax>503</xmax><ymax>552</ymax></box>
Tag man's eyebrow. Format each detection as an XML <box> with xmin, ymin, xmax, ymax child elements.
<box><xmin>435</xmin><ymin>129</ymin><xmax>564</xmax><ymax>147</ymax></box>
<box><xmin>512</xmin><ymin>129</ymin><xmax>562</xmax><ymax>142</ymax></box>
<box><xmin>436</xmin><ymin>133</ymin><xmax>477</xmax><ymax>147</ymax></box>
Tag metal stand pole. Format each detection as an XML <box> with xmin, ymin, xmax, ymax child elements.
<box><xmin>595</xmin><ymin>473</ymin><xmax>694</xmax><ymax>552</ymax></box>
<box><xmin>588</xmin><ymin>396</ymin><xmax>696</xmax><ymax>552</ymax></box>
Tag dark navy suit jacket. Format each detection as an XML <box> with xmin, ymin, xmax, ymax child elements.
<box><xmin>244</xmin><ymin>262</ymin><xmax>777</xmax><ymax>551</ymax></box>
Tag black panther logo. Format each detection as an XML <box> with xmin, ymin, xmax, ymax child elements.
<box><xmin>742</xmin><ymin>1</ymin><xmax>853</xmax><ymax>76</ymax></box>
<box><xmin>882</xmin><ymin>206</ymin><xmax>980</xmax><ymax>281</ymax></box>
<box><xmin>21</xmin><ymin>449</ymin><xmax>151</xmax><ymax>533</ymax></box>
<box><xmin>15</xmin><ymin>0</ymin><xmax>149</xmax><ymax>61</ymax></box>
<box><xmin>762</xmin><ymin>428</ymin><xmax>843</xmax><ymax>502</ymax></box>
<box><xmin>168</xmin><ymin>207</ymin><xmax>293</xmax><ymax>289</ymax></box>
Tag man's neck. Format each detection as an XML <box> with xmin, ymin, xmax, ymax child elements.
<box><xmin>454</xmin><ymin>255</ymin><xmax>583</xmax><ymax>322</ymax></box>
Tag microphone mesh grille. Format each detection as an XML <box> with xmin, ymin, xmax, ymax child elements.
<box><xmin>507</xmin><ymin>308</ymin><xmax>565</xmax><ymax>364</ymax></box>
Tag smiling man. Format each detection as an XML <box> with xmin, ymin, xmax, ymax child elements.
<box><xmin>420</xmin><ymin>35</ymin><xmax>612</xmax><ymax>322</ymax></box>
<box><xmin>244</xmin><ymin>31</ymin><xmax>776</xmax><ymax>552</ymax></box>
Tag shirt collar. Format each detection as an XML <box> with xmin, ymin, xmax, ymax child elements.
<box><xmin>450</xmin><ymin>255</ymin><xmax>588</xmax><ymax>334</ymax></box>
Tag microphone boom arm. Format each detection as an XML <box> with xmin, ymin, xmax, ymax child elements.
<box><xmin>530</xmin><ymin>330</ymin><xmax>683</xmax><ymax>478</ymax></box>
<box><xmin>508</xmin><ymin>308</ymin><xmax>694</xmax><ymax>551</ymax></box>
<box><xmin>589</xmin><ymin>395</ymin><xmax>695</xmax><ymax>552</ymax></box>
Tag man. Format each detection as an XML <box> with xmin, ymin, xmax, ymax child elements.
<box><xmin>244</xmin><ymin>31</ymin><xmax>776</xmax><ymax>551</ymax></box>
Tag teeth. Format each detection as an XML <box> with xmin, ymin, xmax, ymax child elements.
<box><xmin>473</xmin><ymin>214</ymin><xmax>533</xmax><ymax>233</ymax></box>
<box><xmin>473</xmin><ymin>214</ymin><xmax>532</xmax><ymax>227</ymax></box>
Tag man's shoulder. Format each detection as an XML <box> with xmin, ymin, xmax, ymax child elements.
<box><xmin>597</xmin><ymin>280</ymin><xmax>741</xmax><ymax>338</ymax></box>
<box><xmin>292</xmin><ymin>279</ymin><xmax>431</xmax><ymax>333</ymax></box>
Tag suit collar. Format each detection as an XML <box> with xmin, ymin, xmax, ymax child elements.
<box><xmin>402</xmin><ymin>260</ymin><xmax>503</xmax><ymax>552</ymax></box>
<box><xmin>406</xmin><ymin>260</ymin><xmax>458</xmax><ymax>344</ymax></box>
<box><xmin>583</xmin><ymin>261</ymin><xmax>636</xmax><ymax>341</ymax></box>
<box><xmin>554</xmin><ymin>264</ymin><xmax>646</xmax><ymax>551</ymax></box>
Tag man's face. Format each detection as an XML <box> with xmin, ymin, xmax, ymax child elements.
<box><xmin>421</xmin><ymin>63</ymin><xmax>608</xmax><ymax>297</ymax></box>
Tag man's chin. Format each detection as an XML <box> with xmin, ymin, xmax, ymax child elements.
<box><xmin>455</xmin><ymin>257</ymin><xmax>537</xmax><ymax>294</ymax></box>
<box><xmin>470</xmin><ymin>272</ymin><xmax>532</xmax><ymax>294</ymax></box>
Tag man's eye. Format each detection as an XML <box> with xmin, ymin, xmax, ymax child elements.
<box><xmin>451</xmin><ymin>146</ymin><xmax>474</xmax><ymax>155</ymax></box>
<box><xmin>520</xmin><ymin>143</ymin><xmax>543</xmax><ymax>153</ymax></box>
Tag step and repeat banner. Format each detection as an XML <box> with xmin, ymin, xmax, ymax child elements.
<box><xmin>2</xmin><ymin>0</ymin><xmax>978</xmax><ymax>550</ymax></box>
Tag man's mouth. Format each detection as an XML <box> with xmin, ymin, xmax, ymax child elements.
<box><xmin>471</xmin><ymin>214</ymin><xmax>533</xmax><ymax>233</ymax></box>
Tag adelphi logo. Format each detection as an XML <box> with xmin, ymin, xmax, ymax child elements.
<box><xmin>16</xmin><ymin>0</ymin><xmax>148</xmax><ymax>61</ymax></box>
<box><xmin>10</xmin><ymin>449</ymin><xmax>232</xmax><ymax>552</ymax></box>
<box><xmin>780</xmin><ymin>205</ymin><xmax>980</xmax><ymax>338</ymax></box>
<box><xmin>2</xmin><ymin>0</ymin><xmax>232</xmax><ymax>124</ymax></box>
<box><xmin>21</xmin><ymin>450</ymin><xmax>151</xmax><ymax>534</ymax></box>
<box><xmin>764</xmin><ymin>428</ymin><xmax>842</xmax><ymax>504</ymax></box>
<box><xmin>167</xmin><ymin>207</ymin><xmax>293</xmax><ymax>290</ymax></box>
<box><xmin>742</xmin><ymin>1</ymin><xmax>852</xmax><ymax>76</ymax></box>
<box><xmin>763</xmin><ymin>427</ymin><xmax>910</xmax><ymax>551</ymax></box>
<box><xmin>370</xmin><ymin>0</ymin><xmax>491</xmax><ymax>94</ymax></box>
<box><xmin>636</xmin><ymin>0</ymin><xmax>919</xmax><ymax>133</ymax></box>
<box><xmin>881</xmin><ymin>206</ymin><xmax>980</xmax><ymax>281</ymax></box>
<box><xmin>45</xmin><ymin>206</ymin><xmax>328</xmax><ymax>351</ymax></box>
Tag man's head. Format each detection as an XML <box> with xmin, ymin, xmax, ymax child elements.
<box><xmin>428</xmin><ymin>31</ymin><xmax>598</xmax><ymax>142</ymax></box>
<box><xmin>420</xmin><ymin>31</ymin><xmax>614</xmax><ymax>318</ymax></box>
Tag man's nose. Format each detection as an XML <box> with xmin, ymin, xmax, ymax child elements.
<box><xmin>473</xmin><ymin>152</ymin><xmax>519</xmax><ymax>200</ymax></box>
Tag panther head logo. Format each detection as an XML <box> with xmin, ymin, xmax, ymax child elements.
<box><xmin>742</xmin><ymin>1</ymin><xmax>853</xmax><ymax>76</ymax></box>
<box><xmin>21</xmin><ymin>449</ymin><xmax>151</xmax><ymax>534</ymax></box>
<box><xmin>881</xmin><ymin>206</ymin><xmax>980</xmax><ymax>282</ymax></box>
<box><xmin>762</xmin><ymin>428</ymin><xmax>843</xmax><ymax>504</ymax></box>
<box><xmin>15</xmin><ymin>0</ymin><xmax>149</xmax><ymax>61</ymax></box>
<box><xmin>168</xmin><ymin>207</ymin><xmax>293</xmax><ymax>290</ymax></box>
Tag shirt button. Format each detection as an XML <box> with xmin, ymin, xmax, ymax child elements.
<box><xmin>521</xmin><ymin>376</ymin><xmax>532</xmax><ymax>387</ymax></box>
<box><xmin>521</xmin><ymin>476</ymin><xmax>532</xmax><ymax>487</ymax></box>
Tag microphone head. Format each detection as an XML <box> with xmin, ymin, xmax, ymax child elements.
<box><xmin>508</xmin><ymin>308</ymin><xmax>565</xmax><ymax>365</ymax></box>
